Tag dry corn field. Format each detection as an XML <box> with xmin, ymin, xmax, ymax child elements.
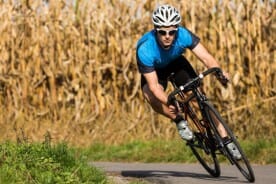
<box><xmin>0</xmin><ymin>0</ymin><xmax>275</xmax><ymax>146</ymax></box>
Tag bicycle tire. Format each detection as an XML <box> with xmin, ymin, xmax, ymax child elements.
<box><xmin>203</xmin><ymin>101</ymin><xmax>255</xmax><ymax>182</ymax></box>
<box><xmin>188</xmin><ymin>131</ymin><xmax>221</xmax><ymax>177</ymax></box>
<box><xmin>185</xmin><ymin>103</ymin><xmax>221</xmax><ymax>177</ymax></box>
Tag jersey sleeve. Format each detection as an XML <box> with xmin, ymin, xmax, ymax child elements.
<box><xmin>186</xmin><ymin>29</ymin><xmax>200</xmax><ymax>49</ymax></box>
<box><xmin>136</xmin><ymin>34</ymin><xmax>156</xmax><ymax>74</ymax></box>
<box><xmin>136</xmin><ymin>50</ymin><xmax>155</xmax><ymax>74</ymax></box>
<box><xmin>178</xmin><ymin>27</ymin><xmax>200</xmax><ymax>50</ymax></box>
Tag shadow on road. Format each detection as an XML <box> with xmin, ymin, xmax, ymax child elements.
<box><xmin>121</xmin><ymin>170</ymin><xmax>244</xmax><ymax>183</ymax></box>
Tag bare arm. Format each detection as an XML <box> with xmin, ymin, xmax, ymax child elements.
<box><xmin>143</xmin><ymin>71</ymin><xmax>168</xmax><ymax>105</ymax></box>
<box><xmin>191</xmin><ymin>42</ymin><xmax>220</xmax><ymax>68</ymax></box>
<box><xmin>192</xmin><ymin>43</ymin><xmax>229</xmax><ymax>79</ymax></box>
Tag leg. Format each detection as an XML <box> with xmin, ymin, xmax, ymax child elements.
<box><xmin>190</xmin><ymin>89</ymin><xmax>228</xmax><ymax>138</ymax></box>
<box><xmin>216</xmin><ymin>120</ymin><xmax>228</xmax><ymax>137</ymax></box>
<box><xmin>140</xmin><ymin>56</ymin><xmax>195</xmax><ymax>141</ymax></box>
<box><xmin>143</xmin><ymin>83</ymin><xmax>193</xmax><ymax>140</ymax></box>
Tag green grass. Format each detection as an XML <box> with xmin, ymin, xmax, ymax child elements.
<box><xmin>85</xmin><ymin>139</ymin><xmax>197</xmax><ymax>163</ymax></box>
<box><xmin>1</xmin><ymin>138</ymin><xmax>274</xmax><ymax>184</ymax></box>
<box><xmin>241</xmin><ymin>139</ymin><xmax>276</xmax><ymax>164</ymax></box>
<box><xmin>85</xmin><ymin>138</ymin><xmax>276</xmax><ymax>164</ymax></box>
<box><xmin>0</xmin><ymin>141</ymin><xmax>108</xmax><ymax>184</ymax></box>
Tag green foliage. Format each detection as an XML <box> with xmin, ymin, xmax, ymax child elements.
<box><xmin>86</xmin><ymin>140</ymin><xmax>196</xmax><ymax>163</ymax></box>
<box><xmin>0</xmin><ymin>140</ymin><xmax>108</xmax><ymax>184</ymax></box>
<box><xmin>86</xmin><ymin>138</ymin><xmax>276</xmax><ymax>164</ymax></box>
<box><xmin>241</xmin><ymin>138</ymin><xmax>276</xmax><ymax>164</ymax></box>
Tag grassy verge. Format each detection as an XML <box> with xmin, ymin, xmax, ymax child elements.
<box><xmin>1</xmin><ymin>138</ymin><xmax>274</xmax><ymax>184</ymax></box>
<box><xmin>0</xmin><ymin>141</ymin><xmax>108</xmax><ymax>184</ymax></box>
<box><xmin>85</xmin><ymin>138</ymin><xmax>276</xmax><ymax>164</ymax></box>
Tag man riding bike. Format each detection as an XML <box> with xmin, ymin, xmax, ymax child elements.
<box><xmin>135</xmin><ymin>4</ymin><xmax>241</xmax><ymax>159</ymax></box>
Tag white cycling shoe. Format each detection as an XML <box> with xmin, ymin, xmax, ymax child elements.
<box><xmin>177</xmin><ymin>120</ymin><xmax>193</xmax><ymax>141</ymax></box>
<box><xmin>226</xmin><ymin>142</ymin><xmax>242</xmax><ymax>160</ymax></box>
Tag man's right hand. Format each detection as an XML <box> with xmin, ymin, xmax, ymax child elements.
<box><xmin>168</xmin><ymin>104</ymin><xmax>178</xmax><ymax>115</ymax></box>
<box><xmin>167</xmin><ymin>95</ymin><xmax>176</xmax><ymax>106</ymax></box>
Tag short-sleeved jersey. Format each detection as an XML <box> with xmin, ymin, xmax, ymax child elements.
<box><xmin>136</xmin><ymin>26</ymin><xmax>200</xmax><ymax>74</ymax></box>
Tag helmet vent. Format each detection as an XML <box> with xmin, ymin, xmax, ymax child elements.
<box><xmin>152</xmin><ymin>4</ymin><xmax>181</xmax><ymax>27</ymax></box>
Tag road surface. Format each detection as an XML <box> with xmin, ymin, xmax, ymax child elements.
<box><xmin>91</xmin><ymin>162</ymin><xmax>276</xmax><ymax>184</ymax></box>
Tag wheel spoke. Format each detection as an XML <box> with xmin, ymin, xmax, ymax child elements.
<box><xmin>188</xmin><ymin>131</ymin><xmax>220</xmax><ymax>177</ymax></box>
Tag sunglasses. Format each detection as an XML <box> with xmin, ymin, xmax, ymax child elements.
<box><xmin>156</xmin><ymin>28</ymin><xmax>178</xmax><ymax>36</ymax></box>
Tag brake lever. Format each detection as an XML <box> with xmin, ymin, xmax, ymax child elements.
<box><xmin>215</xmin><ymin>71</ymin><xmax>229</xmax><ymax>88</ymax></box>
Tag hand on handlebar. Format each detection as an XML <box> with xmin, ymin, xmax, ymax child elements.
<box><xmin>167</xmin><ymin>95</ymin><xmax>176</xmax><ymax>106</ymax></box>
<box><xmin>167</xmin><ymin>96</ymin><xmax>180</xmax><ymax>114</ymax></box>
<box><xmin>167</xmin><ymin>96</ymin><xmax>178</xmax><ymax>114</ymax></box>
<box><xmin>168</xmin><ymin>104</ymin><xmax>178</xmax><ymax>114</ymax></box>
<box><xmin>216</xmin><ymin>70</ymin><xmax>229</xmax><ymax>87</ymax></box>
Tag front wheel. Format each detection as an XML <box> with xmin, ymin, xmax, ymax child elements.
<box><xmin>204</xmin><ymin>102</ymin><xmax>255</xmax><ymax>182</ymax></box>
<box><xmin>187</xmin><ymin>132</ymin><xmax>221</xmax><ymax>177</ymax></box>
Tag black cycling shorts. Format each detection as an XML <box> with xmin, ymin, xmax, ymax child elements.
<box><xmin>141</xmin><ymin>56</ymin><xmax>197</xmax><ymax>90</ymax></box>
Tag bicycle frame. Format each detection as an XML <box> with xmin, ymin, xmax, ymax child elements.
<box><xmin>173</xmin><ymin>82</ymin><xmax>219</xmax><ymax>153</ymax></box>
<box><xmin>169</xmin><ymin>69</ymin><xmax>228</xmax><ymax>154</ymax></box>
<box><xmin>168</xmin><ymin>67</ymin><xmax>255</xmax><ymax>182</ymax></box>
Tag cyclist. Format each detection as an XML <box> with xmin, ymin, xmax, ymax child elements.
<box><xmin>136</xmin><ymin>4</ymin><xmax>241</xmax><ymax>159</ymax></box>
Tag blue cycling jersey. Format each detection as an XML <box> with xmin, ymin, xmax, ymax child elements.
<box><xmin>136</xmin><ymin>26</ymin><xmax>200</xmax><ymax>74</ymax></box>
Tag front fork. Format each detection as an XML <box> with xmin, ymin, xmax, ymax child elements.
<box><xmin>194</xmin><ymin>92</ymin><xmax>226</xmax><ymax>153</ymax></box>
<box><xmin>199</xmin><ymin>101</ymin><xmax>231</xmax><ymax>157</ymax></box>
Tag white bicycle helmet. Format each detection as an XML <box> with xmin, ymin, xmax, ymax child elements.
<box><xmin>152</xmin><ymin>4</ymin><xmax>181</xmax><ymax>27</ymax></box>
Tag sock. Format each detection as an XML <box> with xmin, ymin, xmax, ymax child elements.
<box><xmin>222</xmin><ymin>136</ymin><xmax>231</xmax><ymax>144</ymax></box>
<box><xmin>173</xmin><ymin>114</ymin><xmax>184</xmax><ymax>124</ymax></box>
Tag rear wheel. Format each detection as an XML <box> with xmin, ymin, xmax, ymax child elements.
<box><xmin>204</xmin><ymin>102</ymin><xmax>255</xmax><ymax>182</ymax></box>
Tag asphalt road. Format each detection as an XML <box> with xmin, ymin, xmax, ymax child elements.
<box><xmin>91</xmin><ymin>162</ymin><xmax>276</xmax><ymax>184</ymax></box>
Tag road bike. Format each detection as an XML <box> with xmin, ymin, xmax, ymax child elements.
<box><xmin>167</xmin><ymin>67</ymin><xmax>255</xmax><ymax>182</ymax></box>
